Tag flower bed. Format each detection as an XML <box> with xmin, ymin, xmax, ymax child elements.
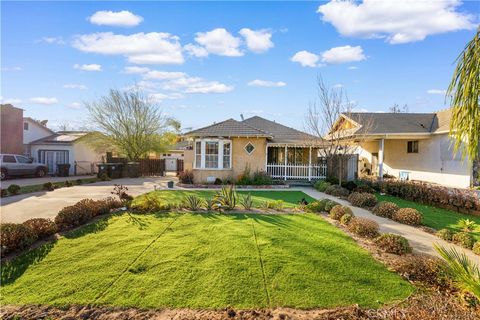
<box><xmin>177</xmin><ymin>183</ymin><xmax>289</xmax><ymax>189</ymax></box>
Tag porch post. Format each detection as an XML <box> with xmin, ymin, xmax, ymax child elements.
<box><xmin>284</xmin><ymin>145</ymin><xmax>288</xmax><ymax>181</ymax></box>
<box><xmin>378</xmin><ymin>138</ymin><xmax>384</xmax><ymax>181</ymax></box>
<box><xmin>308</xmin><ymin>146</ymin><xmax>312</xmax><ymax>181</ymax></box>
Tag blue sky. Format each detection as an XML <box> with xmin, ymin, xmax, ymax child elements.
<box><xmin>1</xmin><ymin>1</ymin><xmax>479</xmax><ymax>131</ymax></box>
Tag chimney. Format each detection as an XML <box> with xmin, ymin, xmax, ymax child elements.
<box><xmin>240</xmin><ymin>114</ymin><xmax>244</xmax><ymax>121</ymax></box>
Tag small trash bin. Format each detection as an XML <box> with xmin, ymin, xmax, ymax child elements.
<box><xmin>125</xmin><ymin>162</ymin><xmax>140</xmax><ymax>178</ymax></box>
<box><xmin>108</xmin><ymin>163</ymin><xmax>124</xmax><ymax>179</ymax></box>
<box><xmin>97</xmin><ymin>164</ymin><xmax>108</xmax><ymax>178</ymax></box>
<box><xmin>167</xmin><ymin>181</ymin><xmax>174</xmax><ymax>188</ymax></box>
<box><xmin>56</xmin><ymin>163</ymin><xmax>71</xmax><ymax>177</ymax></box>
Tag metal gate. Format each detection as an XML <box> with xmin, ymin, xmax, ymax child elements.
<box><xmin>165</xmin><ymin>157</ymin><xmax>177</xmax><ymax>172</ymax></box>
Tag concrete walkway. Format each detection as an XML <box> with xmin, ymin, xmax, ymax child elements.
<box><xmin>0</xmin><ymin>177</ymin><xmax>176</xmax><ymax>223</ymax></box>
<box><xmin>1</xmin><ymin>175</ymin><xmax>95</xmax><ymax>188</ymax></box>
<box><xmin>299</xmin><ymin>187</ymin><xmax>480</xmax><ymax>267</ymax></box>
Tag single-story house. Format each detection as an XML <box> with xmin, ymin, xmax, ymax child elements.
<box><xmin>327</xmin><ymin>108</ymin><xmax>479</xmax><ymax>189</ymax></box>
<box><xmin>183</xmin><ymin>116</ymin><xmax>326</xmax><ymax>184</ymax></box>
<box><xmin>30</xmin><ymin>131</ymin><xmax>103</xmax><ymax>175</ymax></box>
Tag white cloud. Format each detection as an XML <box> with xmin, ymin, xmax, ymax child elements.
<box><xmin>427</xmin><ymin>89</ymin><xmax>447</xmax><ymax>95</ymax></box>
<box><xmin>123</xmin><ymin>66</ymin><xmax>150</xmax><ymax>74</ymax></box>
<box><xmin>36</xmin><ymin>36</ymin><xmax>65</xmax><ymax>45</ymax></box>
<box><xmin>194</xmin><ymin>28</ymin><xmax>243</xmax><ymax>57</ymax></box>
<box><xmin>239</xmin><ymin>28</ymin><xmax>274</xmax><ymax>53</ymax></box>
<box><xmin>317</xmin><ymin>0</ymin><xmax>475</xmax><ymax>44</ymax></box>
<box><xmin>162</xmin><ymin>76</ymin><xmax>234</xmax><ymax>94</ymax></box>
<box><xmin>348</xmin><ymin>66</ymin><xmax>358</xmax><ymax>70</ymax></box>
<box><xmin>290</xmin><ymin>50</ymin><xmax>320</xmax><ymax>67</ymax></box>
<box><xmin>73</xmin><ymin>63</ymin><xmax>102</xmax><ymax>71</ymax></box>
<box><xmin>321</xmin><ymin>45</ymin><xmax>366</xmax><ymax>64</ymax></box>
<box><xmin>69</xmin><ymin>102</ymin><xmax>82</xmax><ymax>109</ymax></box>
<box><xmin>149</xmin><ymin>92</ymin><xmax>184</xmax><ymax>103</ymax></box>
<box><xmin>248</xmin><ymin>79</ymin><xmax>286</xmax><ymax>87</ymax></box>
<box><xmin>29</xmin><ymin>97</ymin><xmax>58</xmax><ymax>105</ymax></box>
<box><xmin>63</xmin><ymin>84</ymin><xmax>88</xmax><ymax>90</ymax></box>
<box><xmin>143</xmin><ymin>70</ymin><xmax>186</xmax><ymax>80</ymax></box>
<box><xmin>72</xmin><ymin>32</ymin><xmax>184</xmax><ymax>64</ymax></box>
<box><xmin>1</xmin><ymin>66</ymin><xmax>22</xmax><ymax>72</ymax></box>
<box><xmin>184</xmin><ymin>43</ymin><xmax>209</xmax><ymax>57</ymax></box>
<box><xmin>333</xmin><ymin>84</ymin><xmax>344</xmax><ymax>88</ymax></box>
<box><xmin>0</xmin><ymin>97</ymin><xmax>22</xmax><ymax>104</ymax></box>
<box><xmin>89</xmin><ymin>10</ymin><xmax>143</xmax><ymax>27</ymax></box>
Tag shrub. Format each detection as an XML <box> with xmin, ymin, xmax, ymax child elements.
<box><xmin>214</xmin><ymin>178</ymin><xmax>222</xmax><ymax>185</ymax></box>
<box><xmin>458</xmin><ymin>219</ymin><xmax>477</xmax><ymax>232</ymax></box>
<box><xmin>264</xmin><ymin>200</ymin><xmax>284</xmax><ymax>211</ymax></box>
<box><xmin>324</xmin><ymin>200</ymin><xmax>341</xmax><ymax>212</ymax></box>
<box><xmin>347</xmin><ymin>217</ymin><xmax>379</xmax><ymax>238</ymax></box>
<box><xmin>372</xmin><ymin>201</ymin><xmax>399</xmax><ymax>218</ymax></box>
<box><xmin>304</xmin><ymin>199</ymin><xmax>329</xmax><ymax>213</ymax></box>
<box><xmin>341</xmin><ymin>181</ymin><xmax>358</xmax><ymax>192</ymax></box>
<box><xmin>178</xmin><ymin>170</ymin><xmax>194</xmax><ymax>184</ymax></box>
<box><xmin>437</xmin><ymin>228</ymin><xmax>454</xmax><ymax>241</ymax></box>
<box><xmin>473</xmin><ymin>242</ymin><xmax>480</xmax><ymax>255</ymax></box>
<box><xmin>111</xmin><ymin>184</ymin><xmax>133</xmax><ymax>205</ymax></box>
<box><xmin>391</xmin><ymin>254</ymin><xmax>450</xmax><ymax>288</ymax></box>
<box><xmin>340</xmin><ymin>213</ymin><xmax>354</xmax><ymax>225</ymax></box>
<box><xmin>205</xmin><ymin>198</ymin><xmax>214</xmax><ymax>211</ymax></box>
<box><xmin>7</xmin><ymin>184</ymin><xmax>20</xmax><ymax>195</ymax></box>
<box><xmin>353</xmin><ymin>185</ymin><xmax>375</xmax><ymax>194</ymax></box>
<box><xmin>54</xmin><ymin>198</ymin><xmax>120</xmax><ymax>230</ymax></box>
<box><xmin>0</xmin><ymin>223</ymin><xmax>36</xmax><ymax>256</ymax></box>
<box><xmin>348</xmin><ymin>192</ymin><xmax>378</xmax><ymax>208</ymax></box>
<box><xmin>252</xmin><ymin>171</ymin><xmax>273</xmax><ymax>185</ymax></box>
<box><xmin>98</xmin><ymin>172</ymin><xmax>111</xmax><ymax>181</ymax></box>
<box><xmin>325</xmin><ymin>176</ymin><xmax>339</xmax><ymax>185</ymax></box>
<box><xmin>64</xmin><ymin>180</ymin><xmax>73</xmax><ymax>187</ymax></box>
<box><xmin>184</xmin><ymin>195</ymin><xmax>204</xmax><ymax>211</ymax></box>
<box><xmin>392</xmin><ymin>208</ymin><xmax>423</xmax><ymax>225</ymax></box>
<box><xmin>314</xmin><ymin>180</ymin><xmax>331</xmax><ymax>192</ymax></box>
<box><xmin>374</xmin><ymin>233</ymin><xmax>412</xmax><ymax>255</ymax></box>
<box><xmin>324</xmin><ymin>185</ymin><xmax>350</xmax><ymax>197</ymax></box>
<box><xmin>452</xmin><ymin>232</ymin><xmax>475</xmax><ymax>249</ymax></box>
<box><xmin>132</xmin><ymin>194</ymin><xmax>170</xmax><ymax>212</ymax></box>
<box><xmin>236</xmin><ymin>165</ymin><xmax>252</xmax><ymax>185</ymax></box>
<box><xmin>329</xmin><ymin>205</ymin><xmax>353</xmax><ymax>220</ymax></box>
<box><xmin>23</xmin><ymin>218</ymin><xmax>57</xmax><ymax>239</ymax></box>
<box><xmin>76</xmin><ymin>179</ymin><xmax>83</xmax><ymax>185</ymax></box>
<box><xmin>43</xmin><ymin>182</ymin><xmax>55</xmax><ymax>191</ymax></box>
<box><xmin>214</xmin><ymin>185</ymin><xmax>237</xmax><ymax>210</ymax></box>
<box><xmin>240</xmin><ymin>193</ymin><xmax>253</xmax><ymax>210</ymax></box>
<box><xmin>0</xmin><ymin>189</ymin><xmax>7</xmax><ymax>197</ymax></box>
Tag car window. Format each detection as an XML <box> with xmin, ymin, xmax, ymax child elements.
<box><xmin>16</xmin><ymin>156</ymin><xmax>31</xmax><ymax>163</ymax></box>
<box><xmin>2</xmin><ymin>155</ymin><xmax>16</xmax><ymax>163</ymax></box>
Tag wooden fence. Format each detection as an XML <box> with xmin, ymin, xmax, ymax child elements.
<box><xmin>177</xmin><ymin>159</ymin><xmax>184</xmax><ymax>175</ymax></box>
<box><xmin>105</xmin><ymin>153</ymin><xmax>165</xmax><ymax>176</ymax></box>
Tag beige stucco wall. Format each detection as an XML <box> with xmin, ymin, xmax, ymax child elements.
<box><xmin>357</xmin><ymin>134</ymin><xmax>472</xmax><ymax>188</ymax></box>
<box><xmin>186</xmin><ymin>137</ymin><xmax>267</xmax><ymax>183</ymax></box>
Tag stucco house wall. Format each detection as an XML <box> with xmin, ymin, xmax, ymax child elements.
<box><xmin>190</xmin><ymin>137</ymin><xmax>267</xmax><ymax>184</ymax></box>
<box><xmin>358</xmin><ymin>134</ymin><xmax>471</xmax><ymax>188</ymax></box>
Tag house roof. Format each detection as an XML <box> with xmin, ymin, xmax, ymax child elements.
<box><xmin>242</xmin><ymin>116</ymin><xmax>318</xmax><ymax>143</ymax></box>
<box><xmin>23</xmin><ymin>117</ymin><xmax>55</xmax><ymax>134</ymax></box>
<box><xmin>336</xmin><ymin>109</ymin><xmax>453</xmax><ymax>137</ymax></box>
<box><xmin>30</xmin><ymin>131</ymin><xmax>90</xmax><ymax>145</ymax></box>
<box><xmin>184</xmin><ymin>118</ymin><xmax>272</xmax><ymax>138</ymax></box>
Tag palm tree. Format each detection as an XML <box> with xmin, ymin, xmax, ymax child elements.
<box><xmin>446</xmin><ymin>28</ymin><xmax>480</xmax><ymax>161</ymax></box>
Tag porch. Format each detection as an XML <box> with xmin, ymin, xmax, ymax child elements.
<box><xmin>265</xmin><ymin>144</ymin><xmax>327</xmax><ymax>181</ymax></box>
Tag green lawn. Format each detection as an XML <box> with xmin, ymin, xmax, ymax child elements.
<box><xmin>133</xmin><ymin>190</ymin><xmax>316</xmax><ymax>209</ymax></box>
<box><xmin>376</xmin><ymin>193</ymin><xmax>480</xmax><ymax>240</ymax></box>
<box><xmin>1</xmin><ymin>211</ymin><xmax>412</xmax><ymax>308</ymax></box>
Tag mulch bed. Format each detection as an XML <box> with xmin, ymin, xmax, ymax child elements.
<box><xmin>1</xmin><ymin>292</ymin><xmax>478</xmax><ymax>320</ymax></box>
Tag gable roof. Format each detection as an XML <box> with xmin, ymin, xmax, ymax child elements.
<box><xmin>30</xmin><ymin>131</ymin><xmax>90</xmax><ymax>145</ymax></box>
<box><xmin>23</xmin><ymin>117</ymin><xmax>55</xmax><ymax>134</ymax></box>
<box><xmin>336</xmin><ymin>109</ymin><xmax>453</xmax><ymax>137</ymax></box>
<box><xmin>184</xmin><ymin>118</ymin><xmax>271</xmax><ymax>138</ymax></box>
<box><xmin>242</xmin><ymin>116</ymin><xmax>317</xmax><ymax>143</ymax></box>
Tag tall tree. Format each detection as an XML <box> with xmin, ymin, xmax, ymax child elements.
<box><xmin>86</xmin><ymin>88</ymin><xmax>178</xmax><ymax>160</ymax></box>
<box><xmin>447</xmin><ymin>28</ymin><xmax>480</xmax><ymax>161</ymax></box>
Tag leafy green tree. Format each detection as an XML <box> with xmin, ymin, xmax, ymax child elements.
<box><xmin>447</xmin><ymin>28</ymin><xmax>480</xmax><ymax>161</ymax></box>
<box><xmin>86</xmin><ymin>89</ymin><xmax>179</xmax><ymax>160</ymax></box>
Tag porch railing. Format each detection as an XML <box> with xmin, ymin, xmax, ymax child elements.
<box><xmin>266</xmin><ymin>163</ymin><xmax>327</xmax><ymax>181</ymax></box>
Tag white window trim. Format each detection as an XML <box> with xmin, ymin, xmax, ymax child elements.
<box><xmin>244</xmin><ymin>141</ymin><xmax>255</xmax><ymax>155</ymax></box>
<box><xmin>193</xmin><ymin>138</ymin><xmax>232</xmax><ymax>170</ymax></box>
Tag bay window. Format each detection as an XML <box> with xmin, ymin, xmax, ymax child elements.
<box><xmin>193</xmin><ymin>139</ymin><xmax>232</xmax><ymax>170</ymax></box>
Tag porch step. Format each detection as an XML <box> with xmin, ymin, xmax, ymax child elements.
<box><xmin>285</xmin><ymin>180</ymin><xmax>314</xmax><ymax>187</ymax></box>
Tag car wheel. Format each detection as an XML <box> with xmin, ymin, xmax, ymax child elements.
<box><xmin>36</xmin><ymin>168</ymin><xmax>46</xmax><ymax>178</ymax></box>
<box><xmin>0</xmin><ymin>169</ymin><xmax>6</xmax><ymax>181</ymax></box>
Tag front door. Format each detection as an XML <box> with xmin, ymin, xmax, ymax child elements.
<box><xmin>39</xmin><ymin>150</ymin><xmax>69</xmax><ymax>174</ymax></box>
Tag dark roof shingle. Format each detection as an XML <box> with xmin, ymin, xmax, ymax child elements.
<box><xmin>184</xmin><ymin>118</ymin><xmax>271</xmax><ymax>138</ymax></box>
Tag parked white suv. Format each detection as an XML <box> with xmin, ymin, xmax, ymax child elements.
<box><xmin>0</xmin><ymin>154</ymin><xmax>48</xmax><ymax>180</ymax></box>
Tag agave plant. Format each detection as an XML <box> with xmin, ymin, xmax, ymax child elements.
<box><xmin>183</xmin><ymin>195</ymin><xmax>204</xmax><ymax>211</ymax></box>
<box><xmin>458</xmin><ymin>219</ymin><xmax>477</xmax><ymax>232</ymax></box>
<box><xmin>240</xmin><ymin>193</ymin><xmax>253</xmax><ymax>210</ymax></box>
<box><xmin>434</xmin><ymin>244</ymin><xmax>480</xmax><ymax>299</ymax></box>
<box><xmin>205</xmin><ymin>198</ymin><xmax>214</xmax><ymax>211</ymax></box>
<box><xmin>214</xmin><ymin>185</ymin><xmax>237</xmax><ymax>210</ymax></box>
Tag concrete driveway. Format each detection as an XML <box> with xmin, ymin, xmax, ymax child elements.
<box><xmin>0</xmin><ymin>176</ymin><xmax>175</xmax><ymax>223</ymax></box>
